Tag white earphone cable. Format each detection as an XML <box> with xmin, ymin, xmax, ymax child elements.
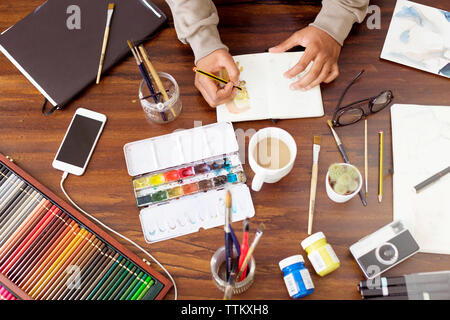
<box><xmin>59</xmin><ymin>171</ymin><xmax>177</xmax><ymax>300</ymax></box>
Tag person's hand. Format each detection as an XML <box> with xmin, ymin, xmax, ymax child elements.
<box><xmin>269</xmin><ymin>26</ymin><xmax>341</xmax><ymax>90</ymax></box>
<box><xmin>195</xmin><ymin>49</ymin><xmax>240</xmax><ymax>107</ymax></box>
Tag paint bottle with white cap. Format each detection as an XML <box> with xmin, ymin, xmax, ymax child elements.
<box><xmin>279</xmin><ymin>255</ymin><xmax>314</xmax><ymax>299</ymax></box>
<box><xmin>301</xmin><ymin>232</ymin><xmax>340</xmax><ymax>276</ymax></box>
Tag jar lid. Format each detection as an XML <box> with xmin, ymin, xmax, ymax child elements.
<box><xmin>279</xmin><ymin>255</ymin><xmax>304</xmax><ymax>271</ymax></box>
<box><xmin>301</xmin><ymin>232</ymin><xmax>326</xmax><ymax>249</ymax></box>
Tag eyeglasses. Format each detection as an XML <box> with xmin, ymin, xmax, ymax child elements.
<box><xmin>332</xmin><ymin>70</ymin><xmax>393</xmax><ymax>127</ymax></box>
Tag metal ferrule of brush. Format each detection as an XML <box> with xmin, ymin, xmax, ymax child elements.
<box><xmin>313</xmin><ymin>144</ymin><xmax>321</xmax><ymax>163</ymax></box>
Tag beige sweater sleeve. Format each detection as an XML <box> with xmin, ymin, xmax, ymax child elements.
<box><xmin>165</xmin><ymin>0</ymin><xmax>228</xmax><ymax>63</ymax></box>
<box><xmin>310</xmin><ymin>0</ymin><xmax>370</xmax><ymax>46</ymax></box>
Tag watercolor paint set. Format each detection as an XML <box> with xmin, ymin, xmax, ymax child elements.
<box><xmin>123</xmin><ymin>122</ymin><xmax>255</xmax><ymax>243</ymax></box>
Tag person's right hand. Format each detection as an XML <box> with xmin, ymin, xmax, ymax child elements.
<box><xmin>195</xmin><ymin>49</ymin><xmax>240</xmax><ymax>107</ymax></box>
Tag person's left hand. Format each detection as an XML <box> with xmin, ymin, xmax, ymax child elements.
<box><xmin>269</xmin><ymin>26</ymin><xmax>341</xmax><ymax>90</ymax></box>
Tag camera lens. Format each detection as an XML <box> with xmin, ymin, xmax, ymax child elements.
<box><xmin>375</xmin><ymin>243</ymin><xmax>398</xmax><ymax>265</ymax></box>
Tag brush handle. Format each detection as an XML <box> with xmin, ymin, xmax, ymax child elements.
<box><xmin>238</xmin><ymin>233</ymin><xmax>249</xmax><ymax>281</ymax></box>
<box><xmin>139</xmin><ymin>64</ymin><xmax>168</xmax><ymax>122</ymax></box>
<box><xmin>225</xmin><ymin>233</ymin><xmax>232</xmax><ymax>281</ymax></box>
<box><xmin>138</xmin><ymin>46</ymin><xmax>176</xmax><ymax>118</ymax></box>
<box><xmin>308</xmin><ymin>163</ymin><xmax>318</xmax><ymax>235</ymax></box>
<box><xmin>96</xmin><ymin>26</ymin><xmax>111</xmax><ymax>84</ymax></box>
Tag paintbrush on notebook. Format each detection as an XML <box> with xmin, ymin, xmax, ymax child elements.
<box><xmin>308</xmin><ymin>136</ymin><xmax>321</xmax><ymax>235</ymax></box>
<box><xmin>235</xmin><ymin>223</ymin><xmax>265</xmax><ymax>280</ymax></box>
<box><xmin>96</xmin><ymin>3</ymin><xmax>115</xmax><ymax>84</ymax></box>
<box><xmin>327</xmin><ymin>120</ymin><xmax>367</xmax><ymax>206</ymax></box>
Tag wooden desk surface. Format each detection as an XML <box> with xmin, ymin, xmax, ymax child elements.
<box><xmin>0</xmin><ymin>0</ymin><xmax>449</xmax><ymax>300</ymax></box>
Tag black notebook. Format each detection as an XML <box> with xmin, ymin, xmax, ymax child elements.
<box><xmin>0</xmin><ymin>0</ymin><xmax>166</xmax><ymax>109</ymax></box>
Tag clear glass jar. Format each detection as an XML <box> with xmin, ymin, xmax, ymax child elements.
<box><xmin>139</xmin><ymin>72</ymin><xmax>182</xmax><ymax>124</ymax></box>
<box><xmin>210</xmin><ymin>246</ymin><xmax>255</xmax><ymax>295</ymax></box>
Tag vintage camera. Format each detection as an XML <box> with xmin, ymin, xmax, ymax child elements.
<box><xmin>350</xmin><ymin>221</ymin><xmax>420</xmax><ymax>279</ymax></box>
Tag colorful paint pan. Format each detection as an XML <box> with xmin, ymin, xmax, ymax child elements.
<box><xmin>151</xmin><ymin>191</ymin><xmax>168</xmax><ymax>202</ymax></box>
<box><xmin>167</xmin><ymin>187</ymin><xmax>183</xmax><ymax>199</ymax></box>
<box><xmin>198</xmin><ymin>179</ymin><xmax>214</xmax><ymax>191</ymax></box>
<box><xmin>178</xmin><ymin>167</ymin><xmax>194</xmax><ymax>178</ymax></box>
<box><xmin>213</xmin><ymin>175</ymin><xmax>227</xmax><ymax>187</ymax></box>
<box><xmin>182</xmin><ymin>183</ymin><xmax>199</xmax><ymax>195</ymax></box>
<box><xmin>133</xmin><ymin>177</ymin><xmax>150</xmax><ymax>190</ymax></box>
<box><xmin>227</xmin><ymin>173</ymin><xmax>238</xmax><ymax>183</ymax></box>
<box><xmin>149</xmin><ymin>174</ymin><xmax>165</xmax><ymax>186</ymax></box>
<box><xmin>194</xmin><ymin>163</ymin><xmax>210</xmax><ymax>174</ymax></box>
<box><xmin>163</xmin><ymin>170</ymin><xmax>180</xmax><ymax>182</ymax></box>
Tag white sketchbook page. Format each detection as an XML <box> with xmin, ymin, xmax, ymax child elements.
<box><xmin>380</xmin><ymin>0</ymin><xmax>450</xmax><ymax>78</ymax></box>
<box><xmin>391</xmin><ymin>104</ymin><xmax>450</xmax><ymax>254</ymax></box>
<box><xmin>266</xmin><ymin>52</ymin><xmax>324</xmax><ymax>119</ymax></box>
<box><xmin>216</xmin><ymin>53</ymin><xmax>269</xmax><ymax>122</ymax></box>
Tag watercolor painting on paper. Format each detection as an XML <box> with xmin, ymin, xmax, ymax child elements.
<box><xmin>381</xmin><ymin>0</ymin><xmax>450</xmax><ymax>78</ymax></box>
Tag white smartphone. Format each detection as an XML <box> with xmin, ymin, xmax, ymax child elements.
<box><xmin>52</xmin><ymin>108</ymin><xmax>107</xmax><ymax>176</ymax></box>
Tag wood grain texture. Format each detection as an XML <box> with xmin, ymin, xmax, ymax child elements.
<box><xmin>1</xmin><ymin>0</ymin><xmax>449</xmax><ymax>300</ymax></box>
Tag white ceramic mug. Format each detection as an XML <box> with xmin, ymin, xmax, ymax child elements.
<box><xmin>325</xmin><ymin>163</ymin><xmax>363</xmax><ymax>203</ymax></box>
<box><xmin>248</xmin><ymin>127</ymin><xmax>297</xmax><ymax>192</ymax></box>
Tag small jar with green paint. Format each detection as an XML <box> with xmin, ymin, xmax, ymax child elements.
<box><xmin>301</xmin><ymin>232</ymin><xmax>340</xmax><ymax>277</ymax></box>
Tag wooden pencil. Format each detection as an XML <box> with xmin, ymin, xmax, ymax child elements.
<box><xmin>378</xmin><ymin>131</ymin><xmax>383</xmax><ymax>203</ymax></box>
<box><xmin>365</xmin><ymin>119</ymin><xmax>368</xmax><ymax>200</ymax></box>
<box><xmin>111</xmin><ymin>265</ymin><xmax>137</xmax><ymax>300</ymax></box>
<box><xmin>60</xmin><ymin>241</ymin><xmax>105</xmax><ymax>300</ymax></box>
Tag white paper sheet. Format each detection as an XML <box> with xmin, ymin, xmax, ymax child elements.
<box><xmin>391</xmin><ymin>104</ymin><xmax>450</xmax><ymax>254</ymax></box>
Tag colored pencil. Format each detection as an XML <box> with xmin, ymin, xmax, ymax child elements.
<box><xmin>96</xmin><ymin>3</ymin><xmax>115</xmax><ymax>84</ymax></box>
<box><xmin>85</xmin><ymin>253</ymin><xmax>121</xmax><ymax>300</ymax></box>
<box><xmin>109</xmin><ymin>265</ymin><xmax>137</xmax><ymax>300</ymax></box>
<box><xmin>327</xmin><ymin>120</ymin><xmax>367</xmax><ymax>206</ymax></box>
<box><xmin>378</xmin><ymin>131</ymin><xmax>383</xmax><ymax>203</ymax></box>
<box><xmin>308</xmin><ymin>136</ymin><xmax>321</xmax><ymax>235</ymax></box>
<box><xmin>91</xmin><ymin>256</ymin><xmax>124</xmax><ymax>300</ymax></box>
<box><xmin>192</xmin><ymin>67</ymin><xmax>243</xmax><ymax>91</ymax></box>
<box><xmin>120</xmin><ymin>270</ymin><xmax>144</xmax><ymax>300</ymax></box>
<box><xmin>61</xmin><ymin>242</ymin><xmax>106</xmax><ymax>300</ymax></box>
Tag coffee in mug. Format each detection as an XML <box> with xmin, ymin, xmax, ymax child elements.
<box><xmin>254</xmin><ymin>137</ymin><xmax>291</xmax><ymax>170</ymax></box>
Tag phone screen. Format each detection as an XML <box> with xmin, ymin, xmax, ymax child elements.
<box><xmin>55</xmin><ymin>114</ymin><xmax>104</xmax><ymax>168</ymax></box>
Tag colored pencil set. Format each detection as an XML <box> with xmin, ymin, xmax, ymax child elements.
<box><xmin>133</xmin><ymin>154</ymin><xmax>245</xmax><ymax>207</ymax></box>
<box><xmin>0</xmin><ymin>283</ymin><xmax>17</xmax><ymax>300</ymax></box>
<box><xmin>0</xmin><ymin>154</ymin><xmax>171</xmax><ymax>300</ymax></box>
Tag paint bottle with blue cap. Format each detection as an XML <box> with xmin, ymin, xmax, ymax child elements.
<box><xmin>279</xmin><ymin>255</ymin><xmax>314</xmax><ymax>299</ymax></box>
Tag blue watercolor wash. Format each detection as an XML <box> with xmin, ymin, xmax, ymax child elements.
<box><xmin>399</xmin><ymin>30</ymin><xmax>410</xmax><ymax>43</ymax></box>
<box><xmin>440</xmin><ymin>10</ymin><xmax>450</xmax><ymax>22</ymax></box>
<box><xmin>227</xmin><ymin>173</ymin><xmax>238</xmax><ymax>183</ymax></box>
<box><xmin>396</xmin><ymin>5</ymin><xmax>423</xmax><ymax>26</ymax></box>
<box><xmin>438</xmin><ymin>63</ymin><xmax>450</xmax><ymax>78</ymax></box>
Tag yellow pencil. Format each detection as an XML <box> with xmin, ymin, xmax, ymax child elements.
<box><xmin>96</xmin><ymin>3</ymin><xmax>115</xmax><ymax>84</ymax></box>
<box><xmin>378</xmin><ymin>131</ymin><xmax>383</xmax><ymax>203</ymax></box>
<box><xmin>192</xmin><ymin>67</ymin><xmax>242</xmax><ymax>91</ymax></box>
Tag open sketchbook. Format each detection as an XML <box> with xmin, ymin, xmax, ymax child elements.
<box><xmin>216</xmin><ymin>52</ymin><xmax>324</xmax><ymax>122</ymax></box>
<box><xmin>391</xmin><ymin>104</ymin><xmax>450</xmax><ymax>254</ymax></box>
